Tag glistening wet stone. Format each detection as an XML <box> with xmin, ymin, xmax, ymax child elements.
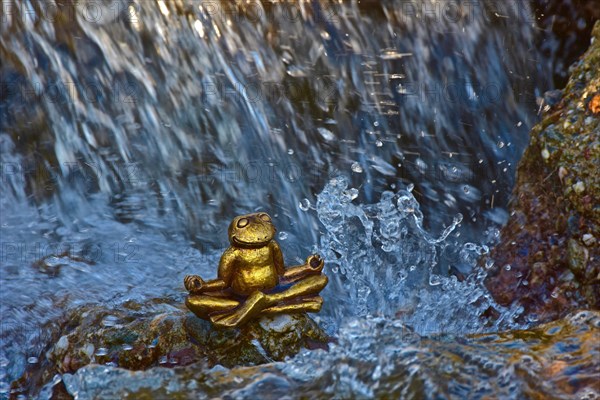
<box><xmin>10</xmin><ymin>299</ymin><xmax>329</xmax><ymax>397</ymax></box>
<box><xmin>60</xmin><ymin>310</ymin><xmax>600</xmax><ymax>399</ymax></box>
<box><xmin>484</xmin><ymin>21</ymin><xmax>600</xmax><ymax>323</ymax></box>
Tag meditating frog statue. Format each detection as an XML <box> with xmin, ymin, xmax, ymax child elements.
<box><xmin>184</xmin><ymin>212</ymin><xmax>328</xmax><ymax>328</ymax></box>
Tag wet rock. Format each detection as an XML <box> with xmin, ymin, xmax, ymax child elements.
<box><xmin>11</xmin><ymin>298</ymin><xmax>329</xmax><ymax>397</ymax></box>
<box><xmin>32</xmin><ymin>251</ymin><xmax>95</xmax><ymax>277</ymax></box>
<box><xmin>484</xmin><ymin>21</ymin><xmax>600</xmax><ymax>322</ymax></box>
<box><xmin>60</xmin><ymin>310</ymin><xmax>600</xmax><ymax>399</ymax></box>
<box><xmin>567</xmin><ymin>239</ymin><xmax>589</xmax><ymax>277</ymax></box>
<box><xmin>183</xmin><ymin>312</ymin><xmax>330</xmax><ymax>367</ymax></box>
<box><xmin>66</xmin><ymin>304</ymin><xmax>327</xmax><ymax>369</ymax></box>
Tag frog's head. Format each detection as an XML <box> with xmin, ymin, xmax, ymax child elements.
<box><xmin>228</xmin><ymin>212</ymin><xmax>276</xmax><ymax>248</ymax></box>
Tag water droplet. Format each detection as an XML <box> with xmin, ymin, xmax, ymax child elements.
<box><xmin>372</xmin><ymin>365</ymin><xmax>382</xmax><ymax>380</ymax></box>
<box><xmin>95</xmin><ymin>348</ymin><xmax>108</xmax><ymax>356</ymax></box>
<box><xmin>27</xmin><ymin>356</ymin><xmax>38</xmax><ymax>364</ymax></box>
<box><xmin>497</xmin><ymin>141</ymin><xmax>505</xmax><ymax>148</ymax></box>
<box><xmin>344</xmin><ymin>188</ymin><xmax>359</xmax><ymax>200</ymax></box>
<box><xmin>527</xmin><ymin>314</ymin><xmax>539</xmax><ymax>323</ymax></box>
<box><xmin>463</xmin><ymin>186</ymin><xmax>469</xmax><ymax>193</ymax></box>
<box><xmin>416</xmin><ymin>158</ymin><xmax>427</xmax><ymax>173</ymax></box>
<box><xmin>398</xmin><ymin>270</ymin><xmax>408</xmax><ymax>281</ymax></box>
<box><xmin>429</xmin><ymin>274</ymin><xmax>442</xmax><ymax>286</ymax></box>
<box><xmin>0</xmin><ymin>383</ymin><xmax>8</xmax><ymax>394</ymax></box>
<box><xmin>317</xmin><ymin>127</ymin><xmax>335</xmax><ymax>141</ymax></box>
<box><xmin>299</xmin><ymin>198</ymin><xmax>310</xmax><ymax>211</ymax></box>
<box><xmin>504</xmin><ymin>264</ymin><xmax>511</xmax><ymax>271</ymax></box>
<box><xmin>122</xmin><ymin>344</ymin><xmax>133</xmax><ymax>351</ymax></box>
<box><xmin>375</xmin><ymin>140</ymin><xmax>383</xmax><ymax>147</ymax></box>
<box><xmin>373</xmin><ymin>121</ymin><xmax>379</xmax><ymax>127</ymax></box>
<box><xmin>407</xmin><ymin>183</ymin><xmax>414</xmax><ymax>192</ymax></box>
<box><xmin>159</xmin><ymin>356</ymin><xmax>168</xmax><ymax>364</ymax></box>
<box><xmin>278</xmin><ymin>231</ymin><xmax>288</xmax><ymax>240</ymax></box>
<box><xmin>102</xmin><ymin>315</ymin><xmax>119</xmax><ymax>327</ymax></box>
<box><xmin>287</xmin><ymin>66</ymin><xmax>307</xmax><ymax>77</ymax></box>
<box><xmin>409</xmin><ymin>265</ymin><xmax>416</xmax><ymax>271</ymax></box>
<box><xmin>52</xmin><ymin>374</ymin><xmax>62</xmax><ymax>385</ymax></box>
<box><xmin>287</xmin><ymin>149</ymin><xmax>294</xmax><ymax>155</ymax></box>
<box><xmin>351</xmin><ymin>162</ymin><xmax>363</xmax><ymax>173</ymax></box>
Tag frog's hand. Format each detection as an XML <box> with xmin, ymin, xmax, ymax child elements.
<box><xmin>281</xmin><ymin>255</ymin><xmax>325</xmax><ymax>283</ymax></box>
<box><xmin>306</xmin><ymin>254</ymin><xmax>324</xmax><ymax>273</ymax></box>
<box><xmin>184</xmin><ymin>275</ymin><xmax>205</xmax><ymax>294</ymax></box>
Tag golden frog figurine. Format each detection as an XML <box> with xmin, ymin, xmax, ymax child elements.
<box><xmin>184</xmin><ymin>212</ymin><xmax>328</xmax><ymax>328</ymax></box>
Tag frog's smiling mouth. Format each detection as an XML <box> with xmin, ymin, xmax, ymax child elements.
<box><xmin>231</xmin><ymin>235</ymin><xmax>271</xmax><ymax>247</ymax></box>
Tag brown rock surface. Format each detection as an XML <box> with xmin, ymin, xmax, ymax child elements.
<box><xmin>484</xmin><ymin>21</ymin><xmax>600</xmax><ymax>322</ymax></box>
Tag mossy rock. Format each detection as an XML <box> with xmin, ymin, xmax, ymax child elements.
<box><xmin>11</xmin><ymin>298</ymin><xmax>330</xmax><ymax>397</ymax></box>
<box><xmin>184</xmin><ymin>312</ymin><xmax>330</xmax><ymax>367</ymax></box>
<box><xmin>59</xmin><ymin>310</ymin><xmax>600</xmax><ymax>399</ymax></box>
<box><xmin>52</xmin><ymin>302</ymin><xmax>328</xmax><ymax>370</ymax></box>
<box><xmin>484</xmin><ymin>21</ymin><xmax>600</xmax><ymax>322</ymax></box>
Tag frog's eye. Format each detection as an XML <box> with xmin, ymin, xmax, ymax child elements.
<box><xmin>237</xmin><ymin>218</ymin><xmax>249</xmax><ymax>228</ymax></box>
<box><xmin>259</xmin><ymin>213</ymin><xmax>271</xmax><ymax>222</ymax></box>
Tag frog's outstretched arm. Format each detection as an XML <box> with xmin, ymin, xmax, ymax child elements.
<box><xmin>205</xmin><ymin>246</ymin><xmax>235</xmax><ymax>290</ymax></box>
<box><xmin>269</xmin><ymin>241</ymin><xmax>324</xmax><ymax>282</ymax></box>
<box><xmin>185</xmin><ymin>247</ymin><xmax>236</xmax><ymax>294</ymax></box>
<box><xmin>271</xmin><ymin>240</ymin><xmax>285</xmax><ymax>276</ymax></box>
<box><xmin>282</xmin><ymin>254</ymin><xmax>324</xmax><ymax>283</ymax></box>
<box><xmin>184</xmin><ymin>274</ymin><xmax>229</xmax><ymax>294</ymax></box>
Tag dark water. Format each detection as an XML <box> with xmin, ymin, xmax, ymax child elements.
<box><xmin>0</xmin><ymin>0</ymin><xmax>597</xmax><ymax>398</ymax></box>
<box><xmin>532</xmin><ymin>0</ymin><xmax>600</xmax><ymax>88</ymax></box>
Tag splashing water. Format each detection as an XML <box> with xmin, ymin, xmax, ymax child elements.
<box><xmin>315</xmin><ymin>176</ymin><xmax>522</xmax><ymax>334</ymax></box>
<box><xmin>0</xmin><ymin>175</ymin><xmax>524</xmax><ymax>398</ymax></box>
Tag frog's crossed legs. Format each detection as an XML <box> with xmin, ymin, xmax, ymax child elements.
<box><xmin>186</xmin><ymin>274</ymin><xmax>328</xmax><ymax>328</ymax></box>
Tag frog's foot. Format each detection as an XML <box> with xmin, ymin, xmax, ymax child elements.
<box><xmin>210</xmin><ymin>291</ymin><xmax>270</xmax><ymax>328</ymax></box>
<box><xmin>186</xmin><ymin>295</ymin><xmax>240</xmax><ymax>320</ymax></box>
<box><xmin>262</xmin><ymin>296</ymin><xmax>323</xmax><ymax>315</ymax></box>
<box><xmin>268</xmin><ymin>275</ymin><xmax>328</xmax><ymax>304</ymax></box>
